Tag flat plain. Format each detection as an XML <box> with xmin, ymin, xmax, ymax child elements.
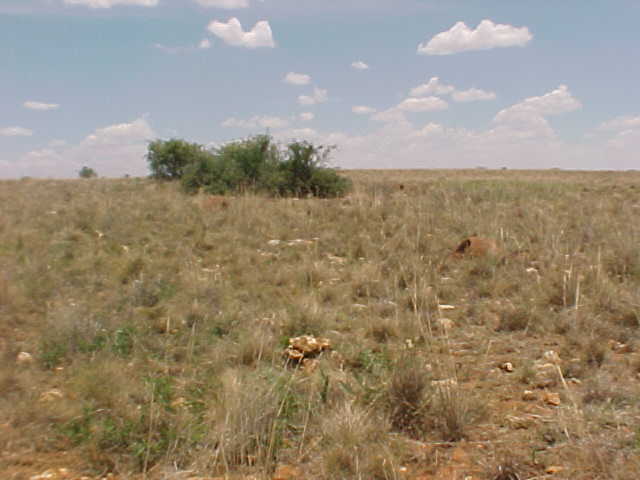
<box><xmin>1</xmin><ymin>169</ymin><xmax>640</xmax><ymax>479</ymax></box>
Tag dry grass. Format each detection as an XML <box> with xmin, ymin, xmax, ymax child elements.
<box><xmin>1</xmin><ymin>170</ymin><xmax>640</xmax><ymax>479</ymax></box>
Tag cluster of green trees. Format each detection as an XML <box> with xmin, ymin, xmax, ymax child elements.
<box><xmin>146</xmin><ymin>135</ymin><xmax>351</xmax><ymax>198</ymax></box>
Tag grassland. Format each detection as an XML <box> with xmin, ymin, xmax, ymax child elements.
<box><xmin>1</xmin><ymin>169</ymin><xmax>640</xmax><ymax>479</ymax></box>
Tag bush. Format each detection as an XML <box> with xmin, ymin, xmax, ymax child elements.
<box><xmin>147</xmin><ymin>139</ymin><xmax>213</xmax><ymax>180</ymax></box>
<box><xmin>278</xmin><ymin>141</ymin><xmax>350</xmax><ymax>197</ymax></box>
<box><xmin>78</xmin><ymin>166</ymin><xmax>97</xmax><ymax>179</ymax></box>
<box><xmin>146</xmin><ymin>135</ymin><xmax>351</xmax><ymax>198</ymax></box>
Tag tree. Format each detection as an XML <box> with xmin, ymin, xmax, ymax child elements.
<box><xmin>146</xmin><ymin>139</ymin><xmax>213</xmax><ymax>180</ymax></box>
<box><xmin>78</xmin><ymin>166</ymin><xmax>97</xmax><ymax>178</ymax></box>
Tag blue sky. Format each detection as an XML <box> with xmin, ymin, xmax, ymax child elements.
<box><xmin>1</xmin><ymin>0</ymin><xmax>639</xmax><ymax>177</ymax></box>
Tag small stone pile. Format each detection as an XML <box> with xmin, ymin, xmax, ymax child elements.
<box><xmin>284</xmin><ymin>335</ymin><xmax>331</xmax><ymax>364</ymax></box>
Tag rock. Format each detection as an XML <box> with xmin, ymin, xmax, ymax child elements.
<box><xmin>267</xmin><ymin>239</ymin><xmax>281</xmax><ymax>246</ymax></box>
<box><xmin>273</xmin><ymin>464</ymin><xmax>302</xmax><ymax>480</ymax></box>
<box><xmin>501</xmin><ymin>362</ymin><xmax>514</xmax><ymax>373</ymax></box>
<box><xmin>284</xmin><ymin>335</ymin><xmax>331</xmax><ymax>364</ymax></box>
<box><xmin>451</xmin><ymin>236</ymin><xmax>500</xmax><ymax>259</ymax></box>
<box><xmin>543</xmin><ymin>392</ymin><xmax>561</xmax><ymax>407</ymax></box>
<box><xmin>17</xmin><ymin>351</ymin><xmax>34</xmax><ymax>364</ymax></box>
<box><xmin>522</xmin><ymin>390</ymin><xmax>537</xmax><ymax>401</ymax></box>
<box><xmin>543</xmin><ymin>350</ymin><xmax>561</xmax><ymax>364</ymax></box>
<box><xmin>610</xmin><ymin>341</ymin><xmax>632</xmax><ymax>353</ymax></box>
<box><xmin>533</xmin><ymin>362</ymin><xmax>558</xmax><ymax>388</ymax></box>
<box><xmin>171</xmin><ymin>397</ymin><xmax>188</xmax><ymax>409</ymax></box>
<box><xmin>438</xmin><ymin>304</ymin><xmax>456</xmax><ymax>311</ymax></box>
<box><xmin>39</xmin><ymin>388</ymin><xmax>64</xmax><ymax>402</ymax></box>
<box><xmin>29</xmin><ymin>469</ymin><xmax>71</xmax><ymax>480</ymax></box>
<box><xmin>546</xmin><ymin>465</ymin><xmax>564</xmax><ymax>474</ymax></box>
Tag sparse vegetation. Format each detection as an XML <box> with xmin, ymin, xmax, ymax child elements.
<box><xmin>2</xmin><ymin>169</ymin><xmax>640</xmax><ymax>479</ymax></box>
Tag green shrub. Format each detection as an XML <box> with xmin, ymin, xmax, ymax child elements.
<box><xmin>147</xmin><ymin>134</ymin><xmax>351</xmax><ymax>198</ymax></box>
<box><xmin>181</xmin><ymin>154</ymin><xmax>244</xmax><ymax>195</ymax></box>
<box><xmin>217</xmin><ymin>134</ymin><xmax>279</xmax><ymax>189</ymax></box>
<box><xmin>147</xmin><ymin>139</ymin><xmax>213</xmax><ymax>180</ymax></box>
<box><xmin>78</xmin><ymin>166</ymin><xmax>97</xmax><ymax>179</ymax></box>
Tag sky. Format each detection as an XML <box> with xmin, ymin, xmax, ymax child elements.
<box><xmin>1</xmin><ymin>0</ymin><xmax>639</xmax><ymax>178</ymax></box>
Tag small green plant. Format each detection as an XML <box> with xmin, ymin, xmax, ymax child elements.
<box><xmin>40</xmin><ymin>338</ymin><xmax>68</xmax><ymax>369</ymax></box>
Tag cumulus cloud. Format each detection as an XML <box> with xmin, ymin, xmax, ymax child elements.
<box><xmin>410</xmin><ymin>77</ymin><xmax>455</xmax><ymax>97</ymax></box>
<box><xmin>409</xmin><ymin>77</ymin><xmax>495</xmax><ymax>103</ymax></box>
<box><xmin>352</xmin><ymin>106</ymin><xmax>377</xmax><ymax>115</ymax></box>
<box><xmin>0</xmin><ymin>126</ymin><xmax>33</xmax><ymax>136</ymax></box>
<box><xmin>222</xmin><ymin>115</ymin><xmax>289</xmax><ymax>129</ymax></box>
<box><xmin>1</xmin><ymin>117</ymin><xmax>154</xmax><ymax>179</ymax></box>
<box><xmin>299</xmin><ymin>112</ymin><xmax>315</xmax><ymax>122</ymax></box>
<box><xmin>372</xmin><ymin>109</ymin><xmax>409</xmax><ymax>125</ymax></box>
<box><xmin>489</xmin><ymin>85</ymin><xmax>582</xmax><ymax>140</ymax></box>
<box><xmin>595</xmin><ymin>115</ymin><xmax>640</xmax><ymax>151</ymax></box>
<box><xmin>495</xmin><ymin>85</ymin><xmax>581</xmax><ymax>124</ymax></box>
<box><xmin>298</xmin><ymin>87</ymin><xmax>328</xmax><ymax>106</ymax></box>
<box><xmin>207</xmin><ymin>18</ymin><xmax>275</xmax><ymax>48</ymax></box>
<box><xmin>452</xmin><ymin>88</ymin><xmax>496</xmax><ymax>102</ymax></box>
<box><xmin>195</xmin><ymin>0</ymin><xmax>248</xmax><ymax>8</ymax></box>
<box><xmin>154</xmin><ymin>39</ymin><xmax>212</xmax><ymax>54</ymax></box>
<box><xmin>397</xmin><ymin>96</ymin><xmax>448</xmax><ymax>112</ymax></box>
<box><xmin>418</xmin><ymin>19</ymin><xmax>532</xmax><ymax>55</ymax></box>
<box><xmin>83</xmin><ymin>117</ymin><xmax>154</xmax><ymax>146</ymax></box>
<box><xmin>284</xmin><ymin>72</ymin><xmax>311</xmax><ymax>86</ymax></box>
<box><xmin>24</xmin><ymin>101</ymin><xmax>60</xmax><ymax>111</ymax></box>
<box><xmin>275</xmin><ymin>86</ymin><xmax>631</xmax><ymax>171</ymax></box>
<box><xmin>64</xmin><ymin>0</ymin><xmax>158</xmax><ymax>8</ymax></box>
<box><xmin>351</xmin><ymin>60</ymin><xmax>369</xmax><ymax>70</ymax></box>
<box><xmin>598</xmin><ymin>115</ymin><xmax>640</xmax><ymax>132</ymax></box>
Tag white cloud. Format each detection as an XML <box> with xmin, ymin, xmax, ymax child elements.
<box><xmin>452</xmin><ymin>88</ymin><xmax>496</xmax><ymax>102</ymax></box>
<box><xmin>0</xmin><ymin>126</ymin><xmax>33</xmax><ymax>136</ymax></box>
<box><xmin>275</xmin><ymin>128</ymin><xmax>319</xmax><ymax>142</ymax></box>
<box><xmin>598</xmin><ymin>115</ymin><xmax>640</xmax><ymax>132</ymax></box>
<box><xmin>1</xmin><ymin>117</ymin><xmax>154</xmax><ymax>179</ymax></box>
<box><xmin>155</xmin><ymin>39</ymin><xmax>211</xmax><ymax>54</ymax></box>
<box><xmin>372</xmin><ymin>109</ymin><xmax>409</xmax><ymax>125</ymax></box>
<box><xmin>299</xmin><ymin>112</ymin><xmax>315</xmax><ymax>122</ymax></box>
<box><xmin>595</xmin><ymin>115</ymin><xmax>640</xmax><ymax>151</ymax></box>
<box><xmin>488</xmin><ymin>85</ymin><xmax>581</xmax><ymax>140</ymax></box>
<box><xmin>495</xmin><ymin>85</ymin><xmax>581</xmax><ymax>124</ymax></box>
<box><xmin>351</xmin><ymin>60</ymin><xmax>369</xmax><ymax>70</ymax></box>
<box><xmin>284</xmin><ymin>72</ymin><xmax>311</xmax><ymax>86</ymax></box>
<box><xmin>207</xmin><ymin>18</ymin><xmax>275</xmax><ymax>48</ymax></box>
<box><xmin>418</xmin><ymin>19</ymin><xmax>532</xmax><ymax>55</ymax></box>
<box><xmin>273</xmin><ymin>86</ymin><xmax>632</xmax><ymax>171</ymax></box>
<box><xmin>64</xmin><ymin>0</ymin><xmax>158</xmax><ymax>8</ymax></box>
<box><xmin>222</xmin><ymin>115</ymin><xmax>289</xmax><ymax>129</ymax></box>
<box><xmin>397</xmin><ymin>96</ymin><xmax>448</xmax><ymax>112</ymax></box>
<box><xmin>82</xmin><ymin>117</ymin><xmax>154</xmax><ymax>146</ymax></box>
<box><xmin>352</xmin><ymin>106</ymin><xmax>376</xmax><ymax>115</ymax></box>
<box><xmin>298</xmin><ymin>87</ymin><xmax>328</xmax><ymax>106</ymax></box>
<box><xmin>413</xmin><ymin>122</ymin><xmax>445</xmax><ymax>137</ymax></box>
<box><xmin>24</xmin><ymin>101</ymin><xmax>60</xmax><ymax>111</ymax></box>
<box><xmin>410</xmin><ymin>77</ymin><xmax>455</xmax><ymax>97</ymax></box>
<box><xmin>195</xmin><ymin>0</ymin><xmax>248</xmax><ymax>8</ymax></box>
